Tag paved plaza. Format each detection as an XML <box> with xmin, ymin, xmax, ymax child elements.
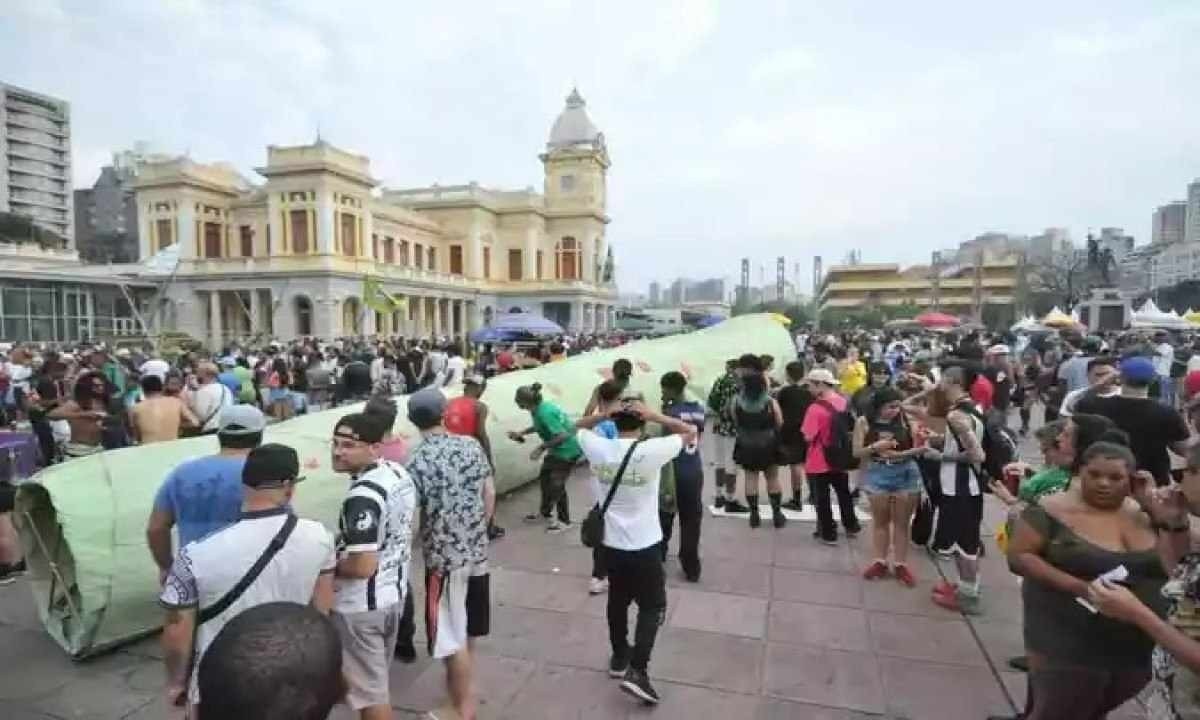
<box><xmin>2</xmin><ymin>447</ymin><xmax>1153</xmax><ymax>720</ymax></box>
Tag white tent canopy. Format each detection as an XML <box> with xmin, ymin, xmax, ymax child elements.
<box><xmin>1131</xmin><ymin>300</ymin><xmax>1192</xmax><ymax>330</ymax></box>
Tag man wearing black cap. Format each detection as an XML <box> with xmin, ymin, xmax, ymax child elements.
<box><xmin>159</xmin><ymin>443</ymin><xmax>336</xmax><ymax>714</ymax></box>
<box><xmin>330</xmin><ymin>412</ymin><xmax>417</xmax><ymax>720</ymax></box>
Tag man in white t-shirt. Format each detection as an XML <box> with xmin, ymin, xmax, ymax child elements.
<box><xmin>189</xmin><ymin>362</ymin><xmax>232</xmax><ymax>434</ymax></box>
<box><xmin>1059</xmin><ymin>356</ymin><xmax>1120</xmax><ymax>417</ymax></box>
<box><xmin>159</xmin><ymin>443</ymin><xmax>335</xmax><ymax>714</ymax></box>
<box><xmin>443</xmin><ymin>346</ymin><xmax>467</xmax><ymax>387</ymax></box>
<box><xmin>575</xmin><ymin>390</ymin><xmax>697</xmax><ymax>707</ymax></box>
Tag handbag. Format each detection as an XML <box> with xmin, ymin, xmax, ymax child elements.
<box><xmin>581</xmin><ymin>439</ymin><xmax>643</xmax><ymax>549</ymax></box>
<box><xmin>910</xmin><ymin>495</ymin><xmax>934</xmax><ymax>546</ymax></box>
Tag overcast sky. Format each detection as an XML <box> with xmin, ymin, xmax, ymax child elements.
<box><xmin>5</xmin><ymin>1</ymin><xmax>1199</xmax><ymax>296</ymax></box>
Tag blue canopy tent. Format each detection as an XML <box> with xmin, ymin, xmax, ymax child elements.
<box><xmin>468</xmin><ymin>310</ymin><xmax>564</xmax><ymax>343</ymax></box>
<box><xmin>695</xmin><ymin>314</ymin><xmax>725</xmax><ymax>329</ymax></box>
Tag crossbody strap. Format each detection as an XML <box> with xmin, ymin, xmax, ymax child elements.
<box><xmin>599</xmin><ymin>439</ymin><xmax>643</xmax><ymax>516</ymax></box>
<box><xmin>199</xmin><ymin>514</ymin><xmax>297</xmax><ymax>624</ymax></box>
<box><xmin>944</xmin><ymin>409</ymin><xmax>983</xmax><ymax>483</ymax></box>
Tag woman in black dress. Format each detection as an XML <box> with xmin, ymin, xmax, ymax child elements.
<box><xmin>729</xmin><ymin>356</ymin><xmax>784</xmax><ymax>528</ymax></box>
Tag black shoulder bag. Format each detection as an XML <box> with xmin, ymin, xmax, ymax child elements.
<box><xmin>198</xmin><ymin>514</ymin><xmax>297</xmax><ymax>624</ymax></box>
<box><xmin>581</xmin><ymin>440</ymin><xmax>643</xmax><ymax>549</ymax></box>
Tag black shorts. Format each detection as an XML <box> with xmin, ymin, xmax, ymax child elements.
<box><xmin>0</xmin><ymin>482</ymin><xmax>15</xmax><ymax>513</ymax></box>
<box><xmin>938</xmin><ymin>493</ymin><xmax>983</xmax><ymax>557</ymax></box>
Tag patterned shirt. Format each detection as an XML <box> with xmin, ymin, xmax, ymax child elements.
<box><xmin>406</xmin><ymin>432</ymin><xmax>491</xmax><ymax>573</ymax></box>
<box><xmin>708</xmin><ymin>372</ymin><xmax>738</xmax><ymax>437</ymax></box>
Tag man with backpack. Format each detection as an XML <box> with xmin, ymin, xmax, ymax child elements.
<box><xmin>801</xmin><ymin>368</ymin><xmax>862</xmax><ymax>545</ymax></box>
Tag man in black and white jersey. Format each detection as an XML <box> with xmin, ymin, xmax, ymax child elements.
<box><xmin>331</xmin><ymin>412</ymin><xmax>417</xmax><ymax>720</ymax></box>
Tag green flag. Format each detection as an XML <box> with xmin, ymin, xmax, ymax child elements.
<box><xmin>362</xmin><ymin>275</ymin><xmax>405</xmax><ymax>314</ymax></box>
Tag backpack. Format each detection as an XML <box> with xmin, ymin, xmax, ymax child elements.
<box><xmin>955</xmin><ymin>401</ymin><xmax>1017</xmax><ymax>482</ymax></box>
<box><xmin>815</xmin><ymin>398</ymin><xmax>858</xmax><ymax>472</ymax></box>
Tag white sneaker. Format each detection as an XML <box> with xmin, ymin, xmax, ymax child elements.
<box><xmin>589</xmin><ymin>577</ymin><xmax>609</xmax><ymax>595</ymax></box>
<box><xmin>546</xmin><ymin>520</ymin><xmax>572</xmax><ymax>534</ymax></box>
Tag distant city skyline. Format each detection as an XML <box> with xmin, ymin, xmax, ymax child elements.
<box><xmin>4</xmin><ymin>2</ymin><xmax>1200</xmax><ymax>293</ymax></box>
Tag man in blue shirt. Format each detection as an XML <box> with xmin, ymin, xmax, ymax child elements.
<box><xmin>146</xmin><ymin>405</ymin><xmax>266</xmax><ymax>584</ymax></box>
<box><xmin>216</xmin><ymin>357</ymin><xmax>242</xmax><ymax>396</ymax></box>
<box><xmin>658</xmin><ymin>371</ymin><xmax>705</xmax><ymax>582</ymax></box>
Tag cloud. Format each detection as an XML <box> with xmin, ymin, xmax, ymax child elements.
<box><xmin>749</xmin><ymin>47</ymin><xmax>816</xmax><ymax>86</ymax></box>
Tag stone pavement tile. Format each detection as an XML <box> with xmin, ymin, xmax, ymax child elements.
<box><xmin>0</xmin><ymin>626</ymin><xmax>149</xmax><ymax>703</ymax></box>
<box><xmin>665</xmin><ymin>555</ymin><xmax>771</xmax><ymax>598</ymax></box>
<box><xmin>755</xmin><ymin>698</ymin><xmax>878</xmax><ymax>719</ymax></box>
<box><xmin>667</xmin><ymin>587</ymin><xmax>767</xmax><ymax>639</ymax></box>
<box><xmin>978</xmin><ymin>583</ymin><xmax>1024</xmax><ymax>625</ymax></box>
<box><xmin>0</xmin><ymin>582</ymin><xmax>43</xmax><ymax>631</ymax></box>
<box><xmin>28</xmin><ymin>674</ymin><xmax>157</xmax><ymax>720</ymax></box>
<box><xmin>878</xmin><ymin>656</ymin><xmax>1014</xmax><ymax>720</ymax></box>
<box><xmin>489</xmin><ymin>533</ymin><xmax>595</xmax><ymax>578</ymax></box>
<box><xmin>867</xmin><ymin>611</ymin><xmax>987</xmax><ymax>667</ymax></box>
<box><xmin>848</xmin><ymin>539</ymin><xmax>941</xmax><ymax>579</ymax></box>
<box><xmin>120</xmin><ymin>633</ymin><xmax>166</xmax><ymax>660</ymax></box>
<box><xmin>763</xmin><ymin>642</ymin><xmax>885</xmax><ymax>714</ymax></box>
<box><xmin>5</xmin><ymin>706</ymin><xmax>63</xmax><ymax>720</ymax></box>
<box><xmin>649</xmin><ymin>626</ymin><xmax>764</xmax><ymax>694</ymax></box>
<box><xmin>999</xmin><ymin>670</ymin><xmax>1025</xmax><ymax>709</ymax></box>
<box><xmin>768</xmin><ymin>600</ymin><xmax>871</xmax><ymax>653</ymax></box>
<box><xmin>474</xmin><ymin>605</ymin><xmax>573</xmax><ymax>662</ymax></box>
<box><xmin>329</xmin><ymin>705</ymin><xmax>422</xmax><ymax>719</ymax></box>
<box><xmin>771</xmin><ymin>567</ymin><xmax>864</xmax><ymax>608</ymax></box>
<box><xmin>497</xmin><ymin>663</ymin><xmax>642</xmax><ymax>720</ymax></box>
<box><xmin>861</xmin><ymin>576</ymin><xmax>954</xmax><ymax>618</ymax></box>
<box><xmin>541</xmin><ymin>613</ymin><xmax>614</xmax><ymax>672</ymax></box>
<box><xmin>392</xmin><ymin>653</ymin><xmax>536</xmax><ymax>718</ymax></box>
<box><xmin>624</xmin><ymin>678</ymin><xmax>762</xmax><ymax>720</ymax></box>
<box><xmin>772</xmin><ymin>539</ymin><xmax>858</xmax><ymax>574</ymax></box>
<box><xmin>493</xmin><ymin>567</ymin><xmax>590</xmax><ymax>613</ymax></box>
<box><xmin>699</xmin><ymin>518</ymin><xmax>777</xmax><ymax>565</ymax></box>
<box><xmin>970</xmin><ymin>618</ymin><xmax>1025</xmax><ymax>670</ymax></box>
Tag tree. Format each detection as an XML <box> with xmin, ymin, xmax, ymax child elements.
<box><xmin>1027</xmin><ymin>251</ymin><xmax>1088</xmax><ymax>312</ymax></box>
<box><xmin>0</xmin><ymin>212</ymin><xmax>66</xmax><ymax>250</ymax></box>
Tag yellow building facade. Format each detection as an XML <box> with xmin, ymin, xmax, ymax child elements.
<box><xmin>132</xmin><ymin>89</ymin><xmax>618</xmax><ymax>348</ymax></box>
<box><xmin>818</xmin><ymin>255</ymin><xmax>1021</xmax><ymax>325</ymax></box>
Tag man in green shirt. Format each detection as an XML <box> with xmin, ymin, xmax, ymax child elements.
<box><xmin>509</xmin><ymin>383</ymin><xmax>583</xmax><ymax>533</ymax></box>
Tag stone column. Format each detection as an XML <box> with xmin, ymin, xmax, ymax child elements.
<box><xmin>248</xmin><ymin>288</ymin><xmax>260</xmax><ymax>336</ymax></box>
<box><xmin>208</xmin><ymin>290</ymin><xmax>223</xmax><ymax>350</ymax></box>
<box><xmin>570</xmin><ymin>300</ymin><xmax>583</xmax><ymax>333</ymax></box>
<box><xmin>414</xmin><ymin>296</ymin><xmax>425</xmax><ymax>338</ymax></box>
<box><xmin>454</xmin><ymin>299</ymin><xmax>465</xmax><ymax>338</ymax></box>
<box><xmin>432</xmin><ymin>297</ymin><xmax>444</xmax><ymax>338</ymax></box>
<box><xmin>177</xmin><ymin>199</ymin><xmax>197</xmax><ymax>260</ymax></box>
<box><xmin>316</xmin><ymin>188</ymin><xmax>335</xmax><ymax>254</ymax></box>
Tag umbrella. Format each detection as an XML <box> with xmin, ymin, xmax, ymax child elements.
<box><xmin>468</xmin><ymin>326</ymin><xmax>519</xmax><ymax>344</ymax></box>
<box><xmin>914</xmin><ymin>311</ymin><xmax>960</xmax><ymax>328</ymax></box>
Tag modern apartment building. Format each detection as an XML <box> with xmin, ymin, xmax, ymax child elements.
<box><xmin>1153</xmin><ymin>201</ymin><xmax>1188</xmax><ymax>246</ymax></box>
<box><xmin>0</xmin><ymin>82</ymin><xmax>72</xmax><ymax>246</ymax></box>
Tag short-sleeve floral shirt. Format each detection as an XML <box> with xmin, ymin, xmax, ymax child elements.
<box><xmin>406</xmin><ymin>432</ymin><xmax>490</xmax><ymax>573</ymax></box>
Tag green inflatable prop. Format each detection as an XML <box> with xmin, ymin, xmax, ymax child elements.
<box><xmin>16</xmin><ymin>314</ymin><xmax>793</xmax><ymax>658</ymax></box>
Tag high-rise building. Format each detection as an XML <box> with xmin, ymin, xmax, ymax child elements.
<box><xmin>687</xmin><ymin>277</ymin><xmax>726</xmax><ymax>303</ymax></box>
<box><xmin>1027</xmin><ymin>227</ymin><xmax>1072</xmax><ymax>262</ymax></box>
<box><xmin>1153</xmin><ymin>201</ymin><xmax>1188</xmax><ymax>245</ymax></box>
<box><xmin>0</xmin><ymin>82</ymin><xmax>73</xmax><ymax>246</ymax></box>
<box><xmin>648</xmin><ymin>281</ymin><xmax>661</xmax><ymax>306</ymax></box>
<box><xmin>1186</xmin><ymin>181</ymin><xmax>1200</xmax><ymax>245</ymax></box>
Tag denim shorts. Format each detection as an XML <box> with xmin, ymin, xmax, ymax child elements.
<box><xmin>863</xmin><ymin>460</ymin><xmax>922</xmax><ymax>495</ymax></box>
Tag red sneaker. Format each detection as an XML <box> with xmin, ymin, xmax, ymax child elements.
<box><xmin>894</xmin><ymin>564</ymin><xmax>917</xmax><ymax>587</ymax></box>
<box><xmin>931</xmin><ymin>580</ymin><xmax>956</xmax><ymax>597</ymax></box>
<box><xmin>862</xmin><ymin>560</ymin><xmax>889</xmax><ymax>580</ymax></box>
<box><xmin>931</xmin><ymin>588</ymin><xmax>962</xmax><ymax>612</ymax></box>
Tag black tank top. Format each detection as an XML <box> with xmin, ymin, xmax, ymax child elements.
<box><xmin>864</xmin><ymin>417</ymin><xmax>912</xmax><ymax>457</ymax></box>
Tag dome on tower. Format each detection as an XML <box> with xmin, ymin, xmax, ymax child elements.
<box><xmin>547</xmin><ymin>88</ymin><xmax>603</xmax><ymax>150</ymax></box>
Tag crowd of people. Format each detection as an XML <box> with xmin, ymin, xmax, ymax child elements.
<box><xmin>10</xmin><ymin>322</ymin><xmax>1200</xmax><ymax>717</ymax></box>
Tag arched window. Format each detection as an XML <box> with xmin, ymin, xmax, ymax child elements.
<box><xmin>343</xmin><ymin>298</ymin><xmax>361</xmax><ymax>335</ymax></box>
<box><xmin>556</xmin><ymin>237</ymin><xmax>580</xmax><ymax>281</ymax></box>
<box><xmin>294</xmin><ymin>296</ymin><xmax>313</xmax><ymax>336</ymax></box>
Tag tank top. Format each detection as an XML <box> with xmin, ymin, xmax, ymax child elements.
<box><xmin>444</xmin><ymin>396</ymin><xmax>479</xmax><ymax>437</ymax></box>
<box><xmin>864</xmin><ymin>417</ymin><xmax>912</xmax><ymax>459</ymax></box>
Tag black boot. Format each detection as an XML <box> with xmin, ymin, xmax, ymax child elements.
<box><xmin>747</xmin><ymin>495</ymin><xmax>761</xmax><ymax>528</ymax></box>
<box><xmin>769</xmin><ymin>492</ymin><xmax>786</xmax><ymax>528</ymax></box>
